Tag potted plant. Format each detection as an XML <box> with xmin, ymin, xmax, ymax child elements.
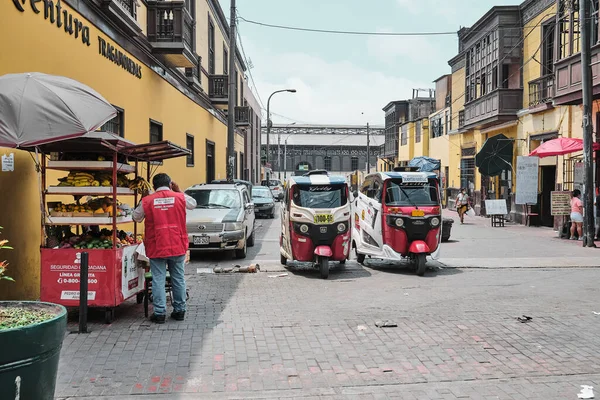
<box><xmin>0</xmin><ymin>227</ymin><xmax>67</xmax><ymax>400</ymax></box>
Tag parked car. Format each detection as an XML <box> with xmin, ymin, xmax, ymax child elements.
<box><xmin>252</xmin><ymin>186</ymin><xmax>276</xmax><ymax>218</ymax></box>
<box><xmin>212</xmin><ymin>179</ymin><xmax>253</xmax><ymax>193</ymax></box>
<box><xmin>184</xmin><ymin>183</ymin><xmax>255</xmax><ymax>259</ymax></box>
<box><xmin>261</xmin><ymin>179</ymin><xmax>284</xmax><ymax>201</ymax></box>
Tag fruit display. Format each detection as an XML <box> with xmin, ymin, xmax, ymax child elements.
<box><xmin>51</xmin><ymin>229</ymin><xmax>142</xmax><ymax>249</ymax></box>
<box><xmin>49</xmin><ymin>197</ymin><xmax>133</xmax><ymax>218</ymax></box>
<box><xmin>56</xmin><ymin>171</ymin><xmax>131</xmax><ymax>188</ymax></box>
<box><xmin>128</xmin><ymin>177</ymin><xmax>152</xmax><ymax>195</ymax></box>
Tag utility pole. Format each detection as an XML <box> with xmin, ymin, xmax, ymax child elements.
<box><xmin>284</xmin><ymin>138</ymin><xmax>288</xmax><ymax>179</ymax></box>
<box><xmin>277</xmin><ymin>131</ymin><xmax>281</xmax><ymax>180</ymax></box>
<box><xmin>581</xmin><ymin>0</ymin><xmax>595</xmax><ymax>247</ymax></box>
<box><xmin>366</xmin><ymin>122</ymin><xmax>371</xmax><ymax>174</ymax></box>
<box><xmin>226</xmin><ymin>0</ymin><xmax>236</xmax><ymax>181</ymax></box>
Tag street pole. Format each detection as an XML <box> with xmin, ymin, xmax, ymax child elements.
<box><xmin>277</xmin><ymin>131</ymin><xmax>281</xmax><ymax>180</ymax></box>
<box><xmin>581</xmin><ymin>0</ymin><xmax>595</xmax><ymax>247</ymax></box>
<box><xmin>265</xmin><ymin>89</ymin><xmax>297</xmax><ymax>182</ymax></box>
<box><xmin>284</xmin><ymin>139</ymin><xmax>287</xmax><ymax>179</ymax></box>
<box><xmin>366</xmin><ymin>122</ymin><xmax>370</xmax><ymax>174</ymax></box>
<box><xmin>226</xmin><ymin>0</ymin><xmax>236</xmax><ymax>181</ymax></box>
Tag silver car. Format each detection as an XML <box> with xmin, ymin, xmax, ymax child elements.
<box><xmin>185</xmin><ymin>183</ymin><xmax>256</xmax><ymax>259</ymax></box>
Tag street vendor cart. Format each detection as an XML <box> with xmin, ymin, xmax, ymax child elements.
<box><xmin>36</xmin><ymin>132</ymin><xmax>190</xmax><ymax>323</ymax></box>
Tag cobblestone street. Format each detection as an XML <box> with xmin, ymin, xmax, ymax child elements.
<box><xmin>55</xmin><ymin>208</ymin><xmax>600</xmax><ymax>399</ymax></box>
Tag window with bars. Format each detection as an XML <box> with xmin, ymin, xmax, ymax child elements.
<box><xmin>100</xmin><ymin>107</ymin><xmax>124</xmax><ymax>138</ymax></box>
<box><xmin>351</xmin><ymin>157</ymin><xmax>359</xmax><ymax>171</ymax></box>
<box><xmin>431</xmin><ymin>118</ymin><xmax>443</xmax><ymax>138</ymax></box>
<box><xmin>324</xmin><ymin>156</ymin><xmax>332</xmax><ymax>171</ymax></box>
<box><xmin>186</xmin><ymin>134</ymin><xmax>194</xmax><ymax>167</ymax></box>
<box><xmin>223</xmin><ymin>45</ymin><xmax>228</xmax><ymax>75</ymax></box>
<box><xmin>458</xmin><ymin>111</ymin><xmax>465</xmax><ymax>128</ymax></box>
<box><xmin>460</xmin><ymin>157</ymin><xmax>475</xmax><ymax>192</ymax></box>
<box><xmin>150</xmin><ymin>120</ymin><xmax>163</xmax><ymax>143</ymax></box>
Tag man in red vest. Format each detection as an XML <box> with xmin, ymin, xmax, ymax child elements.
<box><xmin>133</xmin><ymin>173</ymin><xmax>197</xmax><ymax>323</ymax></box>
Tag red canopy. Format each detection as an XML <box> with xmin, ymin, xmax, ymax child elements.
<box><xmin>529</xmin><ymin>137</ymin><xmax>600</xmax><ymax>158</ymax></box>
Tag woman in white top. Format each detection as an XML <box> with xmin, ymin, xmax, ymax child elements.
<box><xmin>456</xmin><ymin>188</ymin><xmax>469</xmax><ymax>224</ymax></box>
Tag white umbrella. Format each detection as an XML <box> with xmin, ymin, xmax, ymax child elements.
<box><xmin>0</xmin><ymin>72</ymin><xmax>116</xmax><ymax>148</ymax></box>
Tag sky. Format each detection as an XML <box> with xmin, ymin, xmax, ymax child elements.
<box><xmin>218</xmin><ymin>0</ymin><xmax>518</xmax><ymax>126</ymax></box>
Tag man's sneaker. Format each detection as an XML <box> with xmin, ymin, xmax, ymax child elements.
<box><xmin>150</xmin><ymin>313</ymin><xmax>166</xmax><ymax>324</ymax></box>
<box><xmin>171</xmin><ymin>311</ymin><xmax>185</xmax><ymax>321</ymax></box>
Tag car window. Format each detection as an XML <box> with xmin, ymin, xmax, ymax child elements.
<box><xmin>185</xmin><ymin>189</ymin><xmax>241</xmax><ymax>209</ymax></box>
<box><xmin>252</xmin><ymin>188</ymin><xmax>273</xmax><ymax>199</ymax></box>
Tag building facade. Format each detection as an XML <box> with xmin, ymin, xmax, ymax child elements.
<box><xmin>261</xmin><ymin>125</ymin><xmax>384</xmax><ymax>180</ymax></box>
<box><xmin>1</xmin><ymin>0</ymin><xmax>260</xmax><ymax>299</ymax></box>
<box><xmin>379</xmin><ymin>0</ymin><xmax>591</xmax><ymax>228</ymax></box>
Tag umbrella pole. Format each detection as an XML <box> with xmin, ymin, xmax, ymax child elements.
<box><xmin>35</xmin><ymin>148</ymin><xmax>47</xmax><ymax>246</ymax></box>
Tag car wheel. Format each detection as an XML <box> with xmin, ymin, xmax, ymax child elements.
<box><xmin>235</xmin><ymin>236</ymin><xmax>247</xmax><ymax>259</ymax></box>
<box><xmin>247</xmin><ymin>229</ymin><xmax>255</xmax><ymax>247</ymax></box>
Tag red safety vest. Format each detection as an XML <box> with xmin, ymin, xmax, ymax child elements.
<box><xmin>142</xmin><ymin>190</ymin><xmax>188</xmax><ymax>259</ymax></box>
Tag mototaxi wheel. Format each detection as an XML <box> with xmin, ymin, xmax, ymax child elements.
<box><xmin>319</xmin><ymin>256</ymin><xmax>329</xmax><ymax>279</ymax></box>
<box><xmin>415</xmin><ymin>254</ymin><xmax>427</xmax><ymax>277</ymax></box>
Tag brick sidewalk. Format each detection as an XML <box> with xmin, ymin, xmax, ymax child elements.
<box><xmin>55</xmin><ymin>265</ymin><xmax>600</xmax><ymax>399</ymax></box>
<box><xmin>436</xmin><ymin>210</ymin><xmax>600</xmax><ymax>268</ymax></box>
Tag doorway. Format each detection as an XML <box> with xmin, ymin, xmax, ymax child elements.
<box><xmin>540</xmin><ymin>165</ymin><xmax>556</xmax><ymax>227</ymax></box>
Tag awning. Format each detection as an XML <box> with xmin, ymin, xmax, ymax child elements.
<box><xmin>22</xmin><ymin>131</ymin><xmax>135</xmax><ymax>153</ymax></box>
<box><xmin>121</xmin><ymin>140</ymin><xmax>191</xmax><ymax>162</ymax></box>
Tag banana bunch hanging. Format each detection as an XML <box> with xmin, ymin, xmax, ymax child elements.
<box><xmin>128</xmin><ymin>177</ymin><xmax>152</xmax><ymax>195</ymax></box>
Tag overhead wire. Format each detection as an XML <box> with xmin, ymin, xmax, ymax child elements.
<box><xmin>236</xmin><ymin>20</ymin><xmax>265</xmax><ymax>112</ymax></box>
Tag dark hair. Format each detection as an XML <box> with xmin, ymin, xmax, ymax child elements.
<box><xmin>573</xmin><ymin>189</ymin><xmax>581</xmax><ymax>197</ymax></box>
<box><xmin>152</xmin><ymin>173</ymin><xmax>171</xmax><ymax>190</ymax></box>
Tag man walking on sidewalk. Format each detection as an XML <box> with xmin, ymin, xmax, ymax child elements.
<box><xmin>133</xmin><ymin>173</ymin><xmax>197</xmax><ymax>324</ymax></box>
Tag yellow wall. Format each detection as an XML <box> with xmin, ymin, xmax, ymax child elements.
<box><xmin>451</xmin><ymin>67</ymin><xmax>466</xmax><ymax>131</ymax></box>
<box><xmin>0</xmin><ymin>0</ymin><xmax>229</xmax><ymax>299</ymax></box>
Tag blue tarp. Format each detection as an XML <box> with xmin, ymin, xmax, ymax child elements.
<box><xmin>408</xmin><ymin>157</ymin><xmax>441</xmax><ymax>172</ymax></box>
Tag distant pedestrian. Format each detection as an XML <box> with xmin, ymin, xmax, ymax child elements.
<box><xmin>456</xmin><ymin>188</ymin><xmax>469</xmax><ymax>224</ymax></box>
<box><xmin>570</xmin><ymin>189</ymin><xmax>583</xmax><ymax>240</ymax></box>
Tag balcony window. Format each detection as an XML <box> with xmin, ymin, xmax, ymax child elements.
<box><xmin>223</xmin><ymin>45</ymin><xmax>228</xmax><ymax>75</ymax></box>
<box><xmin>558</xmin><ymin>0</ymin><xmax>581</xmax><ymax>60</ymax></box>
<box><xmin>458</xmin><ymin>111</ymin><xmax>465</xmax><ymax>128</ymax></box>
<box><xmin>208</xmin><ymin>17</ymin><xmax>215</xmax><ymax>74</ymax></box>
<box><xmin>542</xmin><ymin>21</ymin><xmax>556</xmax><ymax>76</ymax></box>
<box><xmin>465</xmin><ymin>30</ymin><xmax>499</xmax><ymax>104</ymax></box>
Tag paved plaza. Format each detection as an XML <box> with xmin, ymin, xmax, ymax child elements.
<box><xmin>55</xmin><ymin>207</ymin><xmax>600</xmax><ymax>399</ymax></box>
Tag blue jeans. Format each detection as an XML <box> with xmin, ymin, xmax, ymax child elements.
<box><xmin>149</xmin><ymin>255</ymin><xmax>186</xmax><ymax>316</ymax></box>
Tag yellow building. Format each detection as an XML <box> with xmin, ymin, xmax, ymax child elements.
<box><xmin>0</xmin><ymin>0</ymin><xmax>261</xmax><ymax>299</ymax></box>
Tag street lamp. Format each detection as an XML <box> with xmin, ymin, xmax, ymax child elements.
<box><xmin>266</xmin><ymin>89</ymin><xmax>296</xmax><ymax>181</ymax></box>
<box><xmin>281</xmin><ymin>122</ymin><xmax>297</xmax><ymax>179</ymax></box>
<box><xmin>361</xmin><ymin>112</ymin><xmax>371</xmax><ymax>174</ymax></box>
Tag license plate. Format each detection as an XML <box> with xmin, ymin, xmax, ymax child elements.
<box><xmin>411</xmin><ymin>210</ymin><xmax>425</xmax><ymax>217</ymax></box>
<box><xmin>193</xmin><ymin>236</ymin><xmax>209</xmax><ymax>245</ymax></box>
<box><xmin>314</xmin><ymin>214</ymin><xmax>333</xmax><ymax>224</ymax></box>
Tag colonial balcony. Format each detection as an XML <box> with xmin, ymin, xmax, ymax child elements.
<box><xmin>235</xmin><ymin>106</ymin><xmax>250</xmax><ymax>126</ymax></box>
<box><xmin>99</xmin><ymin>0</ymin><xmax>142</xmax><ymax>36</ymax></box>
<box><xmin>528</xmin><ymin>74</ymin><xmax>555</xmax><ymax>108</ymax></box>
<box><xmin>184</xmin><ymin>56</ymin><xmax>202</xmax><ymax>91</ymax></box>
<box><xmin>554</xmin><ymin>45</ymin><xmax>600</xmax><ymax>105</ymax></box>
<box><xmin>463</xmin><ymin>89</ymin><xmax>522</xmax><ymax>129</ymax></box>
<box><xmin>209</xmin><ymin>75</ymin><xmax>228</xmax><ymax>104</ymax></box>
<box><xmin>146</xmin><ymin>0</ymin><xmax>195</xmax><ymax>68</ymax></box>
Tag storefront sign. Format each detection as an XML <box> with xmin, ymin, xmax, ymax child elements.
<box><xmin>515</xmin><ymin>156</ymin><xmax>539</xmax><ymax>205</ymax></box>
<box><xmin>551</xmin><ymin>191</ymin><xmax>572</xmax><ymax>216</ymax></box>
<box><xmin>484</xmin><ymin>199</ymin><xmax>508</xmax><ymax>215</ymax></box>
<box><xmin>2</xmin><ymin>153</ymin><xmax>14</xmax><ymax>172</ymax></box>
<box><xmin>41</xmin><ymin>249</ymin><xmax>113</xmax><ymax>306</ymax></box>
<box><xmin>13</xmin><ymin>0</ymin><xmax>143</xmax><ymax>79</ymax></box>
<box><xmin>120</xmin><ymin>245</ymin><xmax>144</xmax><ymax>299</ymax></box>
<box><xmin>98</xmin><ymin>37</ymin><xmax>142</xmax><ymax>79</ymax></box>
<box><xmin>13</xmin><ymin>0</ymin><xmax>91</xmax><ymax>46</ymax></box>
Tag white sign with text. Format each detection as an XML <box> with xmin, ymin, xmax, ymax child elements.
<box><xmin>516</xmin><ymin>156</ymin><xmax>539</xmax><ymax>205</ymax></box>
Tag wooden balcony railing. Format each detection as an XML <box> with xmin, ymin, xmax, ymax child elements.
<box><xmin>528</xmin><ymin>74</ymin><xmax>555</xmax><ymax>107</ymax></box>
<box><xmin>209</xmin><ymin>75</ymin><xmax>228</xmax><ymax>103</ymax></box>
<box><xmin>235</xmin><ymin>106</ymin><xmax>250</xmax><ymax>126</ymax></box>
<box><xmin>146</xmin><ymin>0</ymin><xmax>195</xmax><ymax>67</ymax></box>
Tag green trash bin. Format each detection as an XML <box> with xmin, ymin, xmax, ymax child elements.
<box><xmin>0</xmin><ymin>301</ymin><xmax>67</xmax><ymax>400</ymax></box>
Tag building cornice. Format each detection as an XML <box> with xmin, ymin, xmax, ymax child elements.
<box><xmin>521</xmin><ymin>0</ymin><xmax>555</xmax><ymax>24</ymax></box>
